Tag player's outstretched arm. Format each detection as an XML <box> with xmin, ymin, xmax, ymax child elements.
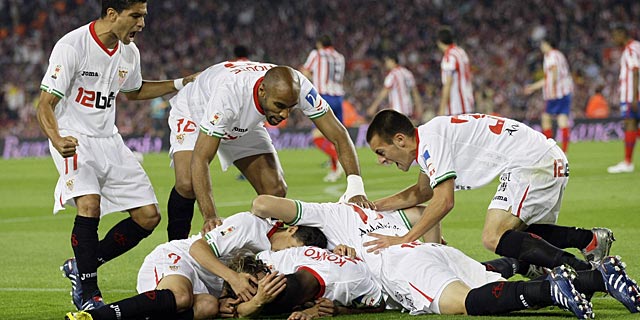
<box><xmin>366</xmin><ymin>88</ymin><xmax>390</xmax><ymax>117</ymax></box>
<box><xmin>123</xmin><ymin>71</ymin><xmax>199</xmax><ymax>100</ymax></box>
<box><xmin>251</xmin><ymin>195</ymin><xmax>299</xmax><ymax>224</ymax></box>
<box><xmin>439</xmin><ymin>74</ymin><xmax>453</xmax><ymax>115</ymax></box>
<box><xmin>523</xmin><ymin>79</ymin><xmax>544</xmax><ymax>95</ymax></box>
<box><xmin>373</xmin><ymin>172</ymin><xmax>433</xmax><ymax>211</ymax></box>
<box><xmin>192</xmin><ymin>131</ymin><xmax>224</xmax><ymax>233</ymax></box>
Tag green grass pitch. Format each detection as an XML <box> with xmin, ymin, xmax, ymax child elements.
<box><xmin>1</xmin><ymin>141</ymin><xmax>639</xmax><ymax>319</ymax></box>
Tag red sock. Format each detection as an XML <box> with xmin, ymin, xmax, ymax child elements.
<box><xmin>561</xmin><ymin>127</ymin><xmax>570</xmax><ymax>152</ymax></box>
<box><xmin>625</xmin><ymin>130</ymin><xmax>636</xmax><ymax>163</ymax></box>
<box><xmin>542</xmin><ymin>129</ymin><xmax>553</xmax><ymax>139</ymax></box>
<box><xmin>313</xmin><ymin>137</ymin><xmax>338</xmax><ymax>170</ymax></box>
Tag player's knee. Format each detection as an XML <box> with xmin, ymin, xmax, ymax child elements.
<box><xmin>193</xmin><ymin>295</ymin><xmax>219</xmax><ymax>319</ymax></box>
<box><xmin>172</xmin><ymin>290</ymin><xmax>194</xmax><ymax>311</ymax></box>
<box><xmin>174</xmin><ymin>177</ymin><xmax>195</xmax><ymax>199</ymax></box>
<box><xmin>132</xmin><ymin>205</ymin><xmax>161</xmax><ymax>230</ymax></box>
<box><xmin>481</xmin><ymin>232</ymin><xmax>500</xmax><ymax>252</ymax></box>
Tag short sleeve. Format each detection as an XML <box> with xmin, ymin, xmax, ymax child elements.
<box><xmin>303</xmin><ymin>50</ymin><xmax>318</xmax><ymax>71</ymax></box>
<box><xmin>40</xmin><ymin>43</ymin><xmax>79</xmax><ymax>99</ymax></box>
<box><xmin>202</xmin><ymin>213</ymin><xmax>271</xmax><ymax>257</ymax></box>
<box><xmin>297</xmin><ymin>74</ymin><xmax>329</xmax><ymax>119</ymax></box>
<box><xmin>418</xmin><ymin>134</ymin><xmax>457</xmax><ymax>189</ymax></box>
<box><xmin>383</xmin><ymin>72</ymin><xmax>394</xmax><ymax>89</ymax></box>
<box><xmin>441</xmin><ymin>54</ymin><xmax>456</xmax><ymax>73</ymax></box>
<box><xmin>199</xmin><ymin>87</ymin><xmax>236</xmax><ymax>138</ymax></box>
<box><xmin>627</xmin><ymin>50</ymin><xmax>640</xmax><ymax>70</ymax></box>
<box><xmin>120</xmin><ymin>43</ymin><xmax>143</xmax><ymax>92</ymax></box>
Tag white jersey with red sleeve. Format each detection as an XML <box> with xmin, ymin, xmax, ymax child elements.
<box><xmin>166</xmin><ymin>212</ymin><xmax>281</xmax><ymax>288</ymax></box>
<box><xmin>284</xmin><ymin>201</ymin><xmax>413</xmax><ymax>281</ymax></box>
<box><xmin>256</xmin><ymin>246</ymin><xmax>383</xmax><ymax>308</ymax></box>
<box><xmin>542</xmin><ymin>49</ymin><xmax>573</xmax><ymax>100</ymax></box>
<box><xmin>302</xmin><ymin>47</ymin><xmax>345</xmax><ymax>96</ymax></box>
<box><xmin>619</xmin><ymin>40</ymin><xmax>640</xmax><ymax>103</ymax></box>
<box><xmin>416</xmin><ymin>114</ymin><xmax>555</xmax><ymax>190</ymax></box>
<box><xmin>384</xmin><ymin>66</ymin><xmax>417</xmax><ymax>116</ymax></box>
<box><xmin>169</xmin><ymin>61</ymin><xmax>328</xmax><ymax>141</ymax></box>
<box><xmin>40</xmin><ymin>21</ymin><xmax>142</xmax><ymax>137</ymax></box>
<box><xmin>440</xmin><ymin>45</ymin><xmax>474</xmax><ymax>115</ymax></box>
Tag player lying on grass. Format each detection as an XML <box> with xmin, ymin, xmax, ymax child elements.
<box><xmin>217</xmin><ymin>247</ymin><xmax>385</xmax><ymax>319</ymax></box>
<box><xmin>64</xmin><ymin>212</ymin><xmax>327</xmax><ymax>320</ymax></box>
<box><xmin>251</xmin><ymin>195</ymin><xmax>640</xmax><ymax>317</ymax></box>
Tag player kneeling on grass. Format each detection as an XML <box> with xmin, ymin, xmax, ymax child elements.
<box><xmin>65</xmin><ymin>212</ymin><xmax>327</xmax><ymax>320</ymax></box>
<box><xmin>218</xmin><ymin>248</ymin><xmax>385</xmax><ymax>319</ymax></box>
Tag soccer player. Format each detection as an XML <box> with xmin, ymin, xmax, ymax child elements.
<box><xmin>436</xmin><ymin>26</ymin><xmax>474</xmax><ymax>116</ymax></box>
<box><xmin>524</xmin><ymin>38</ymin><xmax>574</xmax><ymax>152</ymax></box>
<box><xmin>301</xmin><ymin>35</ymin><xmax>347</xmax><ymax>182</ymax></box>
<box><xmin>250</xmin><ymin>195</ymin><xmax>640</xmax><ymax>317</ymax></box>
<box><xmin>37</xmin><ymin>0</ymin><xmax>197</xmax><ymax>310</ymax></box>
<box><xmin>364</xmin><ymin>110</ymin><xmax>615</xmax><ymax>273</ymax></box>
<box><xmin>366</xmin><ymin>53</ymin><xmax>423</xmax><ymax>123</ymax></box>
<box><xmin>64</xmin><ymin>211</ymin><xmax>327</xmax><ymax>320</ymax></box>
<box><xmin>167</xmin><ymin>61</ymin><xmax>371</xmax><ymax>240</ymax></box>
<box><xmin>608</xmin><ymin>25</ymin><xmax>640</xmax><ymax>174</ymax></box>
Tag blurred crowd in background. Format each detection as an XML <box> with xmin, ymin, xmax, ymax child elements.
<box><xmin>1</xmin><ymin>0</ymin><xmax>637</xmax><ymax>139</ymax></box>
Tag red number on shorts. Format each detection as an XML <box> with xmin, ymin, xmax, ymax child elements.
<box><xmin>450</xmin><ymin>114</ymin><xmax>505</xmax><ymax>135</ymax></box>
<box><xmin>176</xmin><ymin>118</ymin><xmax>196</xmax><ymax>133</ymax></box>
<box><xmin>168</xmin><ymin>252</ymin><xmax>181</xmax><ymax>264</ymax></box>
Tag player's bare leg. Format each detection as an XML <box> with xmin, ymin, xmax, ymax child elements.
<box><xmin>557</xmin><ymin>113</ymin><xmax>570</xmax><ymax>152</ymax></box>
<box><xmin>311</xmin><ymin>129</ymin><xmax>341</xmax><ymax>182</ymax></box>
<box><xmin>168</xmin><ymin>150</ymin><xmax>196</xmax><ymax>240</ymax></box>
<box><xmin>609</xmin><ymin>117</ymin><xmax>637</xmax><ymax>173</ymax></box>
<box><xmin>402</xmin><ymin>205</ymin><xmax>443</xmax><ymax>243</ymax></box>
<box><xmin>540</xmin><ymin>112</ymin><xmax>554</xmax><ymax>139</ymax></box>
<box><xmin>234</xmin><ymin>153</ymin><xmax>287</xmax><ymax>197</ymax></box>
<box><xmin>438</xmin><ymin>280</ymin><xmax>471</xmax><ymax>314</ymax></box>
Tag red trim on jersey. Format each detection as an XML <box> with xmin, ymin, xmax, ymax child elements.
<box><xmin>455</xmin><ymin>57</ymin><xmax>466</xmax><ymax>113</ymax></box>
<box><xmin>298</xmin><ymin>266</ymin><xmax>326</xmax><ymax>299</ymax></box>
<box><xmin>267</xmin><ymin>221</ymin><xmax>284</xmax><ymax>239</ymax></box>
<box><xmin>59</xmin><ymin>194</ymin><xmax>64</xmax><ymax>206</ymax></box>
<box><xmin>73</xmin><ymin>154</ymin><xmax>78</xmax><ymax>171</ymax></box>
<box><xmin>253</xmin><ymin>77</ymin><xmax>265</xmax><ymax>115</ymax></box>
<box><xmin>415</xmin><ymin>128</ymin><xmax>420</xmax><ymax>161</ymax></box>
<box><xmin>154</xmin><ymin>267</ymin><xmax>160</xmax><ymax>285</ymax></box>
<box><xmin>89</xmin><ymin>21</ymin><xmax>119</xmax><ymax>57</ymax></box>
<box><xmin>516</xmin><ymin>185</ymin><xmax>530</xmax><ymax>218</ymax></box>
<box><xmin>409</xmin><ymin>282</ymin><xmax>434</xmax><ymax>302</ymax></box>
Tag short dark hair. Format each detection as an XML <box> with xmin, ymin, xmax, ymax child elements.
<box><xmin>612</xmin><ymin>23</ymin><xmax>628</xmax><ymax>35</ymax></box>
<box><xmin>383</xmin><ymin>52</ymin><xmax>399</xmax><ymax>63</ymax></box>
<box><xmin>366</xmin><ymin>109</ymin><xmax>415</xmax><ymax>144</ymax></box>
<box><xmin>293</xmin><ymin>226</ymin><xmax>327</xmax><ymax>248</ymax></box>
<box><xmin>317</xmin><ymin>34</ymin><xmax>332</xmax><ymax>47</ymax></box>
<box><xmin>101</xmin><ymin>0</ymin><xmax>146</xmax><ymax>17</ymax></box>
<box><xmin>542</xmin><ymin>37</ymin><xmax>557</xmax><ymax>48</ymax></box>
<box><xmin>233</xmin><ymin>45</ymin><xmax>249</xmax><ymax>58</ymax></box>
<box><xmin>437</xmin><ymin>26</ymin><xmax>454</xmax><ymax>45</ymax></box>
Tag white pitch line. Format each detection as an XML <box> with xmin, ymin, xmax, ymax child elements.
<box><xmin>0</xmin><ymin>287</ymin><xmax>134</xmax><ymax>293</ymax></box>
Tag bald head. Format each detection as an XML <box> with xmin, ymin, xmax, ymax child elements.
<box><xmin>263</xmin><ymin>66</ymin><xmax>300</xmax><ymax>104</ymax></box>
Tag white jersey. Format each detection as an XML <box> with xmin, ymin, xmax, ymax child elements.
<box><xmin>165</xmin><ymin>212</ymin><xmax>280</xmax><ymax>288</ymax></box>
<box><xmin>303</xmin><ymin>47</ymin><xmax>345</xmax><ymax>96</ymax></box>
<box><xmin>440</xmin><ymin>44</ymin><xmax>474</xmax><ymax>115</ymax></box>
<box><xmin>416</xmin><ymin>114</ymin><xmax>555</xmax><ymax>190</ymax></box>
<box><xmin>286</xmin><ymin>201</ymin><xmax>412</xmax><ymax>281</ymax></box>
<box><xmin>543</xmin><ymin>49</ymin><xmax>573</xmax><ymax>100</ymax></box>
<box><xmin>257</xmin><ymin>246</ymin><xmax>382</xmax><ymax>308</ymax></box>
<box><xmin>169</xmin><ymin>60</ymin><xmax>328</xmax><ymax>142</ymax></box>
<box><xmin>619</xmin><ymin>40</ymin><xmax>640</xmax><ymax>103</ymax></box>
<box><xmin>384</xmin><ymin>66</ymin><xmax>418</xmax><ymax>116</ymax></box>
<box><xmin>40</xmin><ymin>21</ymin><xmax>142</xmax><ymax>137</ymax></box>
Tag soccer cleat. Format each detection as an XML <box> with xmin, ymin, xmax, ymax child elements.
<box><xmin>65</xmin><ymin>311</ymin><xmax>94</xmax><ymax>320</ymax></box>
<box><xmin>607</xmin><ymin>161</ymin><xmax>634</xmax><ymax>174</ymax></box>
<box><xmin>581</xmin><ymin>227</ymin><xmax>615</xmax><ymax>265</ymax></box>
<box><xmin>80</xmin><ymin>292</ymin><xmax>105</xmax><ymax>310</ymax></box>
<box><xmin>323</xmin><ymin>163</ymin><xmax>343</xmax><ymax>183</ymax></box>
<box><xmin>60</xmin><ymin>258</ymin><xmax>83</xmax><ymax>310</ymax></box>
<box><xmin>524</xmin><ymin>264</ymin><xmax>550</xmax><ymax>279</ymax></box>
<box><xmin>548</xmin><ymin>265</ymin><xmax>594</xmax><ymax>319</ymax></box>
<box><xmin>597</xmin><ymin>256</ymin><xmax>640</xmax><ymax>313</ymax></box>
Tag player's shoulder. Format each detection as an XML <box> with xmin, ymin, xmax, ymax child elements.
<box><xmin>225</xmin><ymin>211</ymin><xmax>266</xmax><ymax>226</ymax></box>
<box><xmin>55</xmin><ymin>23</ymin><xmax>90</xmax><ymax>50</ymax></box>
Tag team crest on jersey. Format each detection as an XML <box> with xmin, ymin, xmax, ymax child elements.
<box><xmin>65</xmin><ymin>178</ymin><xmax>74</xmax><ymax>191</ymax></box>
<box><xmin>118</xmin><ymin>68</ymin><xmax>128</xmax><ymax>85</ymax></box>
<box><xmin>220</xmin><ymin>226</ymin><xmax>235</xmax><ymax>237</ymax></box>
<box><xmin>176</xmin><ymin>133</ymin><xmax>185</xmax><ymax>144</ymax></box>
<box><xmin>51</xmin><ymin>64</ymin><xmax>62</xmax><ymax>79</ymax></box>
<box><xmin>210</xmin><ymin>112</ymin><xmax>223</xmax><ymax>126</ymax></box>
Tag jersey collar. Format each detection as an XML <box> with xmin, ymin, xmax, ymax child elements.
<box><xmin>253</xmin><ymin>77</ymin><xmax>265</xmax><ymax>115</ymax></box>
<box><xmin>89</xmin><ymin>21</ymin><xmax>119</xmax><ymax>57</ymax></box>
<box><xmin>266</xmin><ymin>221</ymin><xmax>284</xmax><ymax>239</ymax></box>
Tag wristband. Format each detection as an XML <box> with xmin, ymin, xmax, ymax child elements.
<box><xmin>340</xmin><ymin>175</ymin><xmax>366</xmax><ymax>202</ymax></box>
<box><xmin>174</xmin><ymin>78</ymin><xmax>185</xmax><ymax>90</ymax></box>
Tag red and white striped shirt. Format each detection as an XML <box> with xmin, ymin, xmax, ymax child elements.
<box><xmin>384</xmin><ymin>66</ymin><xmax>417</xmax><ymax>115</ymax></box>
<box><xmin>303</xmin><ymin>47</ymin><xmax>345</xmax><ymax>96</ymax></box>
<box><xmin>543</xmin><ymin>49</ymin><xmax>573</xmax><ymax>100</ymax></box>
<box><xmin>441</xmin><ymin>45</ymin><xmax>474</xmax><ymax>115</ymax></box>
<box><xmin>619</xmin><ymin>40</ymin><xmax>640</xmax><ymax>103</ymax></box>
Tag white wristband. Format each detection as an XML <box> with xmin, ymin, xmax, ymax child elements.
<box><xmin>174</xmin><ymin>78</ymin><xmax>185</xmax><ymax>91</ymax></box>
<box><xmin>339</xmin><ymin>175</ymin><xmax>366</xmax><ymax>203</ymax></box>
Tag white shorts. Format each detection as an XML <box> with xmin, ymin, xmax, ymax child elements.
<box><xmin>136</xmin><ymin>243</ymin><xmax>210</xmax><ymax>295</ymax></box>
<box><xmin>488</xmin><ymin>145</ymin><xmax>568</xmax><ymax>225</ymax></box>
<box><xmin>168</xmin><ymin>112</ymin><xmax>279</xmax><ymax>172</ymax></box>
<box><xmin>379</xmin><ymin>242</ymin><xmax>502</xmax><ymax>315</ymax></box>
<box><xmin>50</xmin><ymin>133</ymin><xmax>157</xmax><ymax>215</ymax></box>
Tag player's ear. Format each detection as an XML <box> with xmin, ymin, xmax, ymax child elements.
<box><xmin>286</xmin><ymin>225</ymin><xmax>299</xmax><ymax>235</ymax></box>
<box><xmin>393</xmin><ymin>132</ymin><xmax>406</xmax><ymax>147</ymax></box>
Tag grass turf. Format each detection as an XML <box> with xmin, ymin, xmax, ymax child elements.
<box><xmin>0</xmin><ymin>140</ymin><xmax>639</xmax><ymax>319</ymax></box>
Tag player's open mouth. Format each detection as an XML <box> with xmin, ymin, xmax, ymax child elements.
<box><xmin>128</xmin><ymin>32</ymin><xmax>136</xmax><ymax>40</ymax></box>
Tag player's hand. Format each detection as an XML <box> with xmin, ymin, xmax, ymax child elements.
<box><xmin>523</xmin><ymin>85</ymin><xmax>533</xmax><ymax>95</ymax></box>
<box><xmin>182</xmin><ymin>71</ymin><xmax>201</xmax><ymax>85</ymax></box>
<box><xmin>53</xmin><ymin>136</ymin><xmax>79</xmax><ymax>158</ymax></box>
<box><xmin>253</xmin><ymin>271</ymin><xmax>287</xmax><ymax>305</ymax></box>
<box><xmin>288</xmin><ymin>310</ymin><xmax>316</xmax><ymax>320</ymax></box>
<box><xmin>229</xmin><ymin>272</ymin><xmax>258</xmax><ymax>302</ymax></box>
<box><xmin>218</xmin><ymin>297</ymin><xmax>241</xmax><ymax>318</ymax></box>
<box><xmin>333</xmin><ymin>244</ymin><xmax>357</xmax><ymax>258</ymax></box>
<box><xmin>363</xmin><ymin>233</ymin><xmax>406</xmax><ymax>253</ymax></box>
<box><xmin>201</xmin><ymin>216</ymin><xmax>223</xmax><ymax>235</ymax></box>
<box><xmin>315</xmin><ymin>298</ymin><xmax>336</xmax><ymax>317</ymax></box>
<box><xmin>345</xmin><ymin>195</ymin><xmax>376</xmax><ymax>210</ymax></box>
